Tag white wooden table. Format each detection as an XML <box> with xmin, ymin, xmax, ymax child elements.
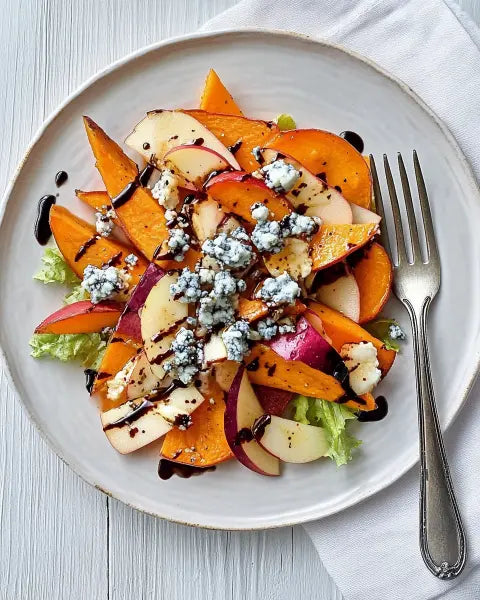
<box><xmin>1</xmin><ymin>1</ymin><xmax>479</xmax><ymax>598</ymax></box>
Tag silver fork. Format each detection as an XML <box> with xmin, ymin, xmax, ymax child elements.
<box><xmin>370</xmin><ymin>152</ymin><xmax>466</xmax><ymax>579</ymax></box>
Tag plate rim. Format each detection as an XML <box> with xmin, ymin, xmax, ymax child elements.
<box><xmin>1</xmin><ymin>27</ymin><xmax>480</xmax><ymax>530</ymax></box>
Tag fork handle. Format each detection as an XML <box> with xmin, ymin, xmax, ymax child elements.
<box><xmin>405</xmin><ymin>297</ymin><xmax>466</xmax><ymax>579</ymax></box>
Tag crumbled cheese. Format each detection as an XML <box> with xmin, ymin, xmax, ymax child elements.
<box><xmin>213</xmin><ymin>270</ymin><xmax>245</xmax><ymax>296</ymax></box>
<box><xmin>163</xmin><ymin>328</ymin><xmax>203</xmax><ymax>385</ymax></box>
<box><xmin>256</xmin><ymin>272</ymin><xmax>300</xmax><ymax>307</ymax></box>
<box><xmin>95</xmin><ymin>212</ymin><xmax>114</xmax><ymax>238</ymax></box>
<box><xmin>280</xmin><ymin>213</ymin><xmax>321</xmax><ymax>238</ymax></box>
<box><xmin>340</xmin><ymin>341</ymin><xmax>382</xmax><ymax>395</ymax></box>
<box><xmin>251</xmin><ymin>202</ymin><xmax>270</xmax><ymax>222</ymax></box>
<box><xmin>257</xmin><ymin>318</ymin><xmax>278</xmax><ymax>340</ymax></box>
<box><xmin>222</xmin><ymin>320</ymin><xmax>251</xmax><ymax>361</ymax></box>
<box><xmin>151</xmin><ymin>169</ymin><xmax>180</xmax><ymax>209</ymax></box>
<box><xmin>81</xmin><ymin>265</ymin><xmax>129</xmax><ymax>304</ymax></box>
<box><xmin>389</xmin><ymin>324</ymin><xmax>406</xmax><ymax>340</ymax></box>
<box><xmin>106</xmin><ymin>360</ymin><xmax>135</xmax><ymax>401</ymax></box>
<box><xmin>209</xmin><ymin>398</ymin><xmax>215</xmax><ymax>405</ymax></box>
<box><xmin>252</xmin><ymin>146</ymin><xmax>262</xmax><ymax>162</ymax></box>
<box><xmin>202</xmin><ymin>228</ymin><xmax>253</xmax><ymax>269</ymax></box>
<box><xmin>167</xmin><ymin>228</ymin><xmax>190</xmax><ymax>262</ymax></box>
<box><xmin>164</xmin><ymin>209</ymin><xmax>177</xmax><ymax>222</ymax></box>
<box><xmin>261</xmin><ymin>159</ymin><xmax>300</xmax><ymax>193</ymax></box>
<box><xmin>278</xmin><ymin>318</ymin><xmax>296</xmax><ymax>335</ymax></box>
<box><xmin>251</xmin><ymin>220</ymin><xmax>285</xmax><ymax>254</ymax></box>
<box><xmin>186</xmin><ymin>316</ymin><xmax>197</xmax><ymax>326</ymax></box>
<box><xmin>197</xmin><ymin>293</ymin><xmax>236</xmax><ymax>331</ymax></box>
<box><xmin>170</xmin><ymin>268</ymin><xmax>202</xmax><ymax>303</ymax></box>
<box><xmin>197</xmin><ymin>266</ymin><xmax>216</xmax><ymax>286</ymax></box>
<box><xmin>124</xmin><ymin>253</ymin><xmax>138</xmax><ymax>268</ymax></box>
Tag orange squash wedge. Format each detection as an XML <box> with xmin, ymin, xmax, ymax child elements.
<box><xmin>93</xmin><ymin>334</ymin><xmax>139</xmax><ymax>411</ymax></box>
<box><xmin>307</xmin><ymin>301</ymin><xmax>396</xmax><ymax>376</ymax></box>
<box><xmin>353</xmin><ymin>242</ymin><xmax>393</xmax><ymax>323</ymax></box>
<box><xmin>75</xmin><ymin>189</ymin><xmax>111</xmax><ymax>212</ymax></box>
<box><xmin>49</xmin><ymin>205</ymin><xmax>147</xmax><ymax>284</ymax></box>
<box><xmin>161</xmin><ymin>377</ymin><xmax>233</xmax><ymax>467</ymax></box>
<box><xmin>245</xmin><ymin>344</ymin><xmax>368</xmax><ymax>411</ymax></box>
<box><xmin>266</xmin><ymin>129</ymin><xmax>372</xmax><ymax>208</ymax></box>
<box><xmin>184</xmin><ymin>110</ymin><xmax>278</xmax><ymax>172</ymax></box>
<box><xmin>310</xmin><ymin>223</ymin><xmax>379</xmax><ymax>271</ymax></box>
<box><xmin>200</xmin><ymin>69</ymin><xmax>243</xmax><ymax>116</ymax></box>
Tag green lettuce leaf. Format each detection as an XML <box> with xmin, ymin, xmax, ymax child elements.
<box><xmin>29</xmin><ymin>333</ymin><xmax>106</xmax><ymax>369</ymax></box>
<box><xmin>64</xmin><ymin>283</ymin><xmax>90</xmax><ymax>305</ymax></box>
<box><xmin>34</xmin><ymin>247</ymin><xmax>79</xmax><ymax>286</ymax></box>
<box><xmin>364</xmin><ymin>318</ymin><xmax>406</xmax><ymax>352</ymax></box>
<box><xmin>276</xmin><ymin>113</ymin><xmax>296</xmax><ymax>131</ymax></box>
<box><xmin>292</xmin><ymin>396</ymin><xmax>361</xmax><ymax>466</ymax></box>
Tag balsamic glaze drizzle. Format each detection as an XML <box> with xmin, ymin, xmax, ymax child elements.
<box><xmin>339</xmin><ymin>131</ymin><xmax>364</xmax><ymax>154</ymax></box>
<box><xmin>34</xmin><ymin>195</ymin><xmax>56</xmax><ymax>245</ymax></box>
<box><xmin>158</xmin><ymin>459</ymin><xmax>215</xmax><ymax>480</ymax></box>
<box><xmin>55</xmin><ymin>170</ymin><xmax>68</xmax><ymax>187</ymax></box>
<box><xmin>358</xmin><ymin>396</ymin><xmax>388</xmax><ymax>422</ymax></box>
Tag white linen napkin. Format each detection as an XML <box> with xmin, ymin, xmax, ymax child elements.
<box><xmin>201</xmin><ymin>2</ymin><xmax>480</xmax><ymax>598</ymax></box>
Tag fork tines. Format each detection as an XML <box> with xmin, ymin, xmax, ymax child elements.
<box><xmin>369</xmin><ymin>152</ymin><xmax>439</xmax><ymax>270</ymax></box>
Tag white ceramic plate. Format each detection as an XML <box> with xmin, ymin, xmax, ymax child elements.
<box><xmin>1</xmin><ymin>30</ymin><xmax>480</xmax><ymax>530</ymax></box>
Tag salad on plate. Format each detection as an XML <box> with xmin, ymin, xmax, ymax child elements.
<box><xmin>30</xmin><ymin>69</ymin><xmax>405</xmax><ymax>479</ymax></box>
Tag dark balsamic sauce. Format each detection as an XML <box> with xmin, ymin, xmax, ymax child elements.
<box><xmin>74</xmin><ymin>235</ymin><xmax>100</xmax><ymax>262</ymax></box>
<box><xmin>103</xmin><ymin>252</ymin><xmax>123</xmax><ymax>268</ymax></box>
<box><xmin>84</xmin><ymin>369</ymin><xmax>97</xmax><ymax>394</ymax></box>
<box><xmin>339</xmin><ymin>131</ymin><xmax>364</xmax><ymax>154</ymax></box>
<box><xmin>252</xmin><ymin>414</ymin><xmax>271</xmax><ymax>441</ymax></box>
<box><xmin>227</xmin><ymin>140</ymin><xmax>243</xmax><ymax>155</ymax></box>
<box><xmin>234</xmin><ymin>427</ymin><xmax>254</xmax><ymax>446</ymax></box>
<box><xmin>143</xmin><ymin>142</ymin><xmax>151</xmax><ymax>150</ymax></box>
<box><xmin>246</xmin><ymin>357</ymin><xmax>260</xmax><ymax>372</ymax></box>
<box><xmin>151</xmin><ymin>317</ymin><xmax>188</xmax><ymax>343</ymax></box>
<box><xmin>192</xmin><ymin>137</ymin><xmax>205</xmax><ymax>146</ymax></box>
<box><xmin>138</xmin><ymin>163</ymin><xmax>155</xmax><ymax>187</ymax></box>
<box><xmin>358</xmin><ymin>396</ymin><xmax>388</xmax><ymax>422</ymax></box>
<box><xmin>102</xmin><ymin>399</ymin><xmax>154</xmax><ymax>431</ymax></box>
<box><xmin>55</xmin><ymin>170</ymin><xmax>68</xmax><ymax>187</ymax></box>
<box><xmin>34</xmin><ymin>195</ymin><xmax>56</xmax><ymax>245</ymax></box>
<box><xmin>158</xmin><ymin>459</ymin><xmax>216</xmax><ymax>480</ymax></box>
<box><xmin>112</xmin><ymin>180</ymin><xmax>139</xmax><ymax>209</ymax></box>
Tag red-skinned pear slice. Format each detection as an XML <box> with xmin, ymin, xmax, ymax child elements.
<box><xmin>224</xmin><ymin>366</ymin><xmax>280</xmax><ymax>476</ymax></box>
<box><xmin>253</xmin><ymin>415</ymin><xmax>329</xmax><ymax>463</ymax></box>
<box><xmin>126</xmin><ymin>351</ymin><xmax>167</xmax><ymax>400</ymax></box>
<box><xmin>350</xmin><ymin>203</ymin><xmax>381</xmax><ymax>225</ymax></box>
<box><xmin>191</xmin><ymin>197</ymin><xmax>226</xmax><ymax>242</ymax></box>
<box><xmin>263</xmin><ymin>237</ymin><xmax>312</xmax><ymax>280</ymax></box>
<box><xmin>267</xmin><ymin>315</ymin><xmax>345</xmax><ymax>376</ymax></box>
<box><xmin>164</xmin><ymin>145</ymin><xmax>232</xmax><ymax>188</ymax></box>
<box><xmin>314</xmin><ymin>269</ymin><xmax>361</xmax><ymax>323</ymax></box>
<box><xmin>204</xmin><ymin>334</ymin><xmax>228</xmax><ymax>365</ymax></box>
<box><xmin>125</xmin><ymin>110</ymin><xmax>240</xmax><ymax>169</ymax></box>
<box><xmin>116</xmin><ymin>263</ymin><xmax>165</xmax><ymax>342</ymax></box>
<box><xmin>140</xmin><ymin>272</ymin><xmax>188</xmax><ymax>378</ymax></box>
<box><xmin>101</xmin><ymin>385</ymin><xmax>204</xmax><ymax>454</ymax></box>
<box><xmin>261</xmin><ymin>149</ymin><xmax>352</xmax><ymax>224</ymax></box>
<box><xmin>253</xmin><ymin>386</ymin><xmax>293</xmax><ymax>417</ymax></box>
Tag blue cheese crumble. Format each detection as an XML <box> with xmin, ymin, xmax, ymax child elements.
<box><xmin>256</xmin><ymin>272</ymin><xmax>300</xmax><ymax>307</ymax></box>
<box><xmin>163</xmin><ymin>328</ymin><xmax>203</xmax><ymax>385</ymax></box>
<box><xmin>124</xmin><ymin>253</ymin><xmax>138</xmax><ymax>268</ymax></box>
<box><xmin>170</xmin><ymin>268</ymin><xmax>202</xmax><ymax>303</ymax></box>
<box><xmin>151</xmin><ymin>169</ymin><xmax>180</xmax><ymax>209</ymax></box>
<box><xmin>251</xmin><ymin>220</ymin><xmax>284</xmax><ymax>254</ymax></box>
<box><xmin>257</xmin><ymin>318</ymin><xmax>278</xmax><ymax>340</ymax></box>
<box><xmin>278</xmin><ymin>318</ymin><xmax>296</xmax><ymax>335</ymax></box>
<box><xmin>389</xmin><ymin>324</ymin><xmax>406</xmax><ymax>340</ymax></box>
<box><xmin>201</xmin><ymin>228</ymin><xmax>253</xmax><ymax>269</ymax></box>
<box><xmin>167</xmin><ymin>228</ymin><xmax>190</xmax><ymax>262</ymax></box>
<box><xmin>81</xmin><ymin>265</ymin><xmax>129</xmax><ymax>304</ymax></box>
<box><xmin>197</xmin><ymin>293</ymin><xmax>236</xmax><ymax>330</ymax></box>
<box><xmin>280</xmin><ymin>213</ymin><xmax>320</xmax><ymax>238</ymax></box>
<box><xmin>261</xmin><ymin>159</ymin><xmax>300</xmax><ymax>194</ymax></box>
<box><xmin>252</xmin><ymin>146</ymin><xmax>262</xmax><ymax>162</ymax></box>
<box><xmin>95</xmin><ymin>211</ymin><xmax>114</xmax><ymax>238</ymax></box>
<box><xmin>222</xmin><ymin>320</ymin><xmax>251</xmax><ymax>361</ymax></box>
<box><xmin>251</xmin><ymin>202</ymin><xmax>270</xmax><ymax>222</ymax></box>
<box><xmin>213</xmin><ymin>270</ymin><xmax>246</xmax><ymax>296</ymax></box>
